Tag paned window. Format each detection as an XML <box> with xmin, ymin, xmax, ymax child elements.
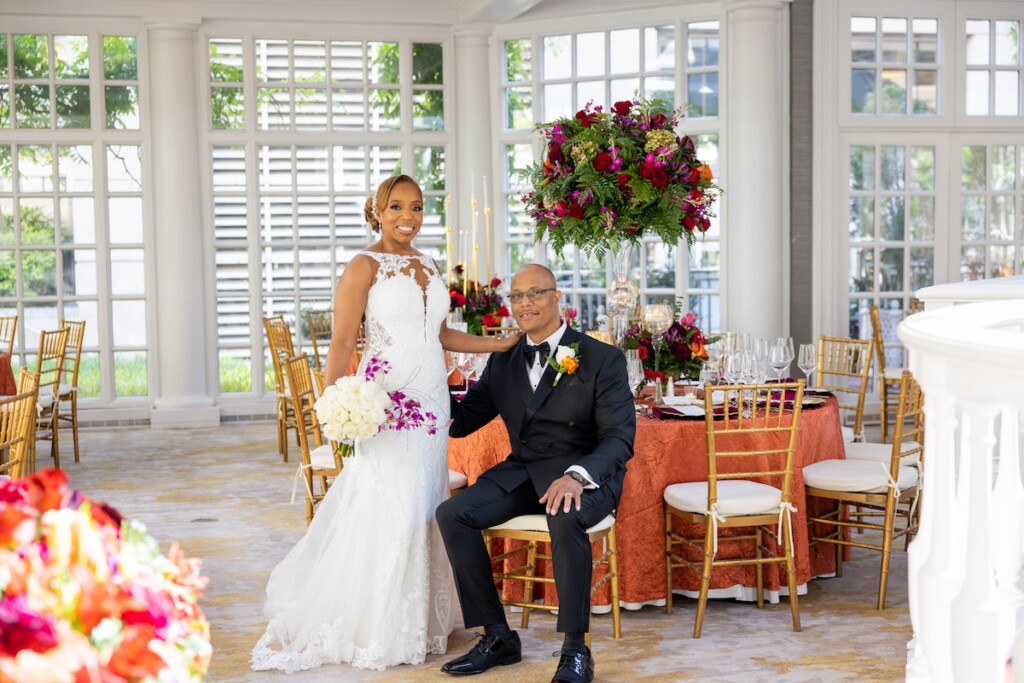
<box><xmin>207</xmin><ymin>36</ymin><xmax>449</xmax><ymax>395</ymax></box>
<box><xmin>850</xmin><ymin>16</ymin><xmax>939</xmax><ymax>115</ymax></box>
<box><xmin>0</xmin><ymin>31</ymin><xmax>146</xmax><ymax>403</ymax></box>
<box><xmin>965</xmin><ymin>19</ymin><xmax>1021</xmax><ymax>116</ymax></box>
<box><xmin>958</xmin><ymin>143</ymin><xmax>1024</xmax><ymax>279</ymax></box>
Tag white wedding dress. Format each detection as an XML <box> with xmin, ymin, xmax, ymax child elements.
<box><xmin>251</xmin><ymin>251</ymin><xmax>455</xmax><ymax>672</ymax></box>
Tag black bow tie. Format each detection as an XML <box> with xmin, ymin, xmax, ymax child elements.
<box><xmin>524</xmin><ymin>341</ymin><xmax>550</xmax><ymax>367</ymax></box>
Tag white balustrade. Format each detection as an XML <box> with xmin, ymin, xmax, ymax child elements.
<box><xmin>899</xmin><ymin>298</ymin><xmax>1024</xmax><ymax>682</ymax></box>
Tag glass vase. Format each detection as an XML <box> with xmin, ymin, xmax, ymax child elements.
<box><xmin>606</xmin><ymin>245</ymin><xmax>638</xmax><ymax>346</ymax></box>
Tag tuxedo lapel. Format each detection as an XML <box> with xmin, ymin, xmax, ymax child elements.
<box><xmin>525</xmin><ymin>327</ymin><xmax>583</xmax><ymax>421</ymax></box>
<box><xmin>511</xmin><ymin>339</ymin><xmax>534</xmax><ymax>408</ymax></box>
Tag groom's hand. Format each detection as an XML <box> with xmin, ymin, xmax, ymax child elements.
<box><xmin>540</xmin><ymin>475</ymin><xmax>584</xmax><ymax>515</ymax></box>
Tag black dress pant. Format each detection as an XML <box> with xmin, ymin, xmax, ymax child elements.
<box><xmin>436</xmin><ymin>473</ymin><xmax>616</xmax><ymax>634</ymax></box>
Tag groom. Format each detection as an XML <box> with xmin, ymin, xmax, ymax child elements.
<box><xmin>436</xmin><ymin>264</ymin><xmax>635</xmax><ymax>683</ymax></box>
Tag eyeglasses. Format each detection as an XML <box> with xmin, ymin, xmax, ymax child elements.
<box><xmin>508</xmin><ymin>288</ymin><xmax>556</xmax><ymax>304</ymax></box>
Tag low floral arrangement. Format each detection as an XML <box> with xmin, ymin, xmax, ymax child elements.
<box><xmin>447</xmin><ymin>266</ymin><xmax>510</xmax><ymax>335</ymax></box>
<box><xmin>314</xmin><ymin>355</ymin><xmax>438</xmax><ymax>457</ymax></box>
<box><xmin>560</xmin><ymin>306</ymin><xmax>579</xmax><ymax>330</ymax></box>
<box><xmin>521</xmin><ymin>97</ymin><xmax>720</xmax><ymax>259</ymax></box>
<box><xmin>622</xmin><ymin>311</ymin><xmax>715</xmax><ymax>383</ymax></box>
<box><xmin>0</xmin><ymin>469</ymin><xmax>211</xmax><ymax>682</ymax></box>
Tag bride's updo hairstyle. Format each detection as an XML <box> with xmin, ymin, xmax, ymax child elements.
<box><xmin>364</xmin><ymin>174</ymin><xmax>422</xmax><ymax>233</ymax></box>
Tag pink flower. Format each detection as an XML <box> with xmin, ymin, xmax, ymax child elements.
<box><xmin>0</xmin><ymin>595</ymin><xmax>59</xmax><ymax>656</ymax></box>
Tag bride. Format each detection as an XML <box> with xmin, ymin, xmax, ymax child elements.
<box><xmin>251</xmin><ymin>175</ymin><xmax>518</xmax><ymax>672</ymax></box>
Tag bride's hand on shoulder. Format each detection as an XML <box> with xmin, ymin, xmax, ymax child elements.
<box><xmin>492</xmin><ymin>331</ymin><xmax>524</xmax><ymax>352</ymax></box>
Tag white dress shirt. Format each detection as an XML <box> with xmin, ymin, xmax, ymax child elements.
<box><xmin>524</xmin><ymin>322</ymin><xmax>598</xmax><ymax>490</ymax></box>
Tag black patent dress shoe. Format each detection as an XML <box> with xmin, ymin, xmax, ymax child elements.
<box><xmin>440</xmin><ymin>631</ymin><xmax>522</xmax><ymax>676</ymax></box>
<box><xmin>551</xmin><ymin>646</ymin><xmax>594</xmax><ymax>683</ymax></box>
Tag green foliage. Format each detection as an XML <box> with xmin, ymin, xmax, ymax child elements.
<box><xmin>1</xmin><ymin>204</ymin><xmax>58</xmax><ymax>296</ymax></box>
<box><xmin>219</xmin><ymin>355</ymin><xmax>253</xmax><ymax>393</ymax></box>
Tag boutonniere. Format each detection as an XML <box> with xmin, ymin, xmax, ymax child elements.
<box><xmin>547</xmin><ymin>342</ymin><xmax>581</xmax><ymax>386</ymax></box>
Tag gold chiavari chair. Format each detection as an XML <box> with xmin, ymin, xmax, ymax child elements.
<box><xmin>804</xmin><ymin>370</ymin><xmax>923</xmax><ymax>609</ymax></box>
<box><xmin>0</xmin><ymin>315</ymin><xmax>16</xmax><ymax>356</ymax></box>
<box><xmin>283</xmin><ymin>354</ymin><xmax>342</xmax><ymax>525</ymax></box>
<box><xmin>263</xmin><ymin>315</ymin><xmax>298</xmax><ymax>462</ymax></box>
<box><xmin>484</xmin><ymin>515</ymin><xmax>621</xmax><ymax>646</ymax></box>
<box><xmin>907</xmin><ymin>297</ymin><xmax>925</xmax><ymax>314</ymax></box>
<box><xmin>482</xmin><ymin>326</ymin><xmax>518</xmax><ymax>338</ymax></box>
<box><xmin>584</xmin><ymin>330</ymin><xmax>614</xmax><ymax>345</ymax></box>
<box><xmin>305</xmin><ymin>309</ymin><xmax>333</xmax><ymax>371</ymax></box>
<box><xmin>664</xmin><ymin>380</ymin><xmax>805</xmax><ymax>637</ymax></box>
<box><xmin>56</xmin><ymin>320</ymin><xmax>86</xmax><ymax>463</ymax></box>
<box><xmin>0</xmin><ymin>370</ymin><xmax>39</xmax><ymax>480</ymax></box>
<box><xmin>816</xmin><ymin>336</ymin><xmax>873</xmax><ymax>443</ymax></box>
<box><xmin>869</xmin><ymin>306</ymin><xmax>906</xmax><ymax>443</ymax></box>
<box><xmin>31</xmin><ymin>327</ymin><xmax>70</xmax><ymax>469</ymax></box>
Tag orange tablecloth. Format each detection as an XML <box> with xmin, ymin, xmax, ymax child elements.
<box><xmin>447</xmin><ymin>397</ymin><xmax>845</xmax><ymax>607</ymax></box>
<box><xmin>0</xmin><ymin>352</ymin><xmax>15</xmax><ymax>396</ymax></box>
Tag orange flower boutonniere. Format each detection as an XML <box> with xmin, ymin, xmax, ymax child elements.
<box><xmin>547</xmin><ymin>343</ymin><xmax>581</xmax><ymax>387</ymax></box>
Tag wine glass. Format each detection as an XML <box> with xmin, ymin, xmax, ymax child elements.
<box><xmin>627</xmin><ymin>358</ymin><xmax>644</xmax><ymax>399</ymax></box>
<box><xmin>456</xmin><ymin>352</ymin><xmax>475</xmax><ymax>391</ymax></box>
<box><xmin>641</xmin><ymin>304</ymin><xmax>674</xmax><ymax>377</ymax></box>
<box><xmin>769</xmin><ymin>343</ymin><xmax>789</xmax><ymax>381</ymax></box>
<box><xmin>798</xmin><ymin>343</ymin><xmax>817</xmax><ymax>387</ymax></box>
<box><xmin>777</xmin><ymin>336</ymin><xmax>795</xmax><ymax>376</ymax></box>
<box><xmin>444</xmin><ymin>350</ymin><xmax>459</xmax><ymax>380</ymax></box>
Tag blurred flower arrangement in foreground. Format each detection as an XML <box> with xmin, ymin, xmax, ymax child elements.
<box><xmin>0</xmin><ymin>469</ymin><xmax>211</xmax><ymax>682</ymax></box>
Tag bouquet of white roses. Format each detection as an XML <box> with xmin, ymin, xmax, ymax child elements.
<box><xmin>313</xmin><ymin>356</ymin><xmax>438</xmax><ymax>457</ymax></box>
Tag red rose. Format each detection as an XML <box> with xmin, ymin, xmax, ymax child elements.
<box><xmin>637</xmin><ymin>346</ymin><xmax>648</xmax><ymax>361</ymax></box>
<box><xmin>699</xmin><ymin>218</ymin><xmax>711</xmax><ymax>232</ymax></box>
<box><xmin>616</xmin><ymin>173</ymin><xmax>631</xmax><ymax>190</ymax></box>
<box><xmin>450</xmin><ymin>292</ymin><xmax>466</xmax><ymax>307</ymax></box>
<box><xmin>575</xmin><ymin>110</ymin><xmax>597</xmax><ymax>127</ymax></box>
<box><xmin>624</xmin><ymin>224</ymin><xmax>640</xmax><ymax>234</ymax></box>
<box><xmin>639</xmin><ymin>163</ymin><xmax>655</xmax><ymax>180</ymax></box>
<box><xmin>689</xmin><ymin>169</ymin><xmax>701</xmax><ymax>183</ymax></box>
<box><xmin>650</xmin><ymin>168</ymin><xmax>670</xmax><ymax>189</ymax></box>
<box><xmin>568</xmin><ymin>203</ymin><xmax>584</xmax><ymax>219</ymax></box>
<box><xmin>555</xmin><ymin>200</ymin><xmax>568</xmax><ymax>217</ymax></box>
<box><xmin>612</xmin><ymin>100</ymin><xmax>632</xmax><ymax>116</ymax></box>
<box><xmin>649</xmin><ymin>113</ymin><xmax>667</xmax><ymax>128</ymax></box>
<box><xmin>682</xmin><ymin>215</ymin><xmax>697</xmax><ymax>231</ymax></box>
<box><xmin>490</xmin><ymin>277</ymin><xmax>502</xmax><ymax>287</ymax></box>
<box><xmin>482</xmin><ymin>314</ymin><xmax>499</xmax><ymax>327</ymax></box>
<box><xmin>592</xmin><ymin>152</ymin><xmax>612</xmax><ymax>171</ymax></box>
<box><xmin>497</xmin><ymin>305</ymin><xmax>510</xmax><ymax>317</ymax></box>
<box><xmin>548</xmin><ymin>142</ymin><xmax>563</xmax><ymax>164</ymax></box>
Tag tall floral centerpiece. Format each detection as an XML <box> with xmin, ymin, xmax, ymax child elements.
<box><xmin>521</xmin><ymin>97</ymin><xmax>720</xmax><ymax>341</ymax></box>
<box><xmin>622</xmin><ymin>310</ymin><xmax>716</xmax><ymax>384</ymax></box>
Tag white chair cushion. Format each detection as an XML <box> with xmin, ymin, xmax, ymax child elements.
<box><xmin>883</xmin><ymin>367</ymin><xmax>905</xmax><ymax>380</ymax></box>
<box><xmin>841</xmin><ymin>425</ymin><xmax>856</xmax><ymax>442</ymax></box>
<box><xmin>844</xmin><ymin>440</ymin><xmax>922</xmax><ymax>467</ymax></box>
<box><xmin>803</xmin><ymin>459</ymin><xmax>918</xmax><ymax>494</ymax></box>
<box><xmin>37</xmin><ymin>393</ymin><xmax>55</xmax><ymax>409</ymax></box>
<box><xmin>57</xmin><ymin>382</ymin><xmax>73</xmax><ymax>397</ymax></box>
<box><xmin>448</xmin><ymin>469</ymin><xmax>468</xmax><ymax>491</ymax></box>
<box><xmin>663</xmin><ymin>480</ymin><xmax>782</xmax><ymax>517</ymax></box>
<box><xmin>310</xmin><ymin>444</ymin><xmax>337</xmax><ymax>471</ymax></box>
<box><xmin>490</xmin><ymin>512</ymin><xmax>615</xmax><ymax>535</ymax></box>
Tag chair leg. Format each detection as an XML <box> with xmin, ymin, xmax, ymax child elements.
<box><xmin>754</xmin><ymin>525</ymin><xmax>764</xmax><ymax>608</ymax></box>
<box><xmin>783</xmin><ymin>514</ymin><xmax>801</xmax><ymax>632</ymax></box>
<box><xmin>835</xmin><ymin>502</ymin><xmax>845</xmax><ymax>578</ymax></box>
<box><xmin>608</xmin><ymin>526</ymin><xmax>621</xmax><ymax>639</ymax></box>
<box><xmin>693</xmin><ymin>523</ymin><xmax>715</xmax><ymax>638</ymax></box>
<box><xmin>50</xmin><ymin>410</ymin><xmax>60</xmax><ymax>470</ymax></box>
<box><xmin>878</xmin><ymin>499</ymin><xmax>898</xmax><ymax>610</ymax></box>
<box><xmin>70</xmin><ymin>393</ymin><xmax>80</xmax><ymax>463</ymax></box>
<box><xmin>664</xmin><ymin>508</ymin><xmax>674</xmax><ymax>615</ymax></box>
<box><xmin>521</xmin><ymin>541</ymin><xmax>537</xmax><ymax>629</ymax></box>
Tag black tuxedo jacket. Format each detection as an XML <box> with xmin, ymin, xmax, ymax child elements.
<box><xmin>450</xmin><ymin>327</ymin><xmax>636</xmax><ymax>505</ymax></box>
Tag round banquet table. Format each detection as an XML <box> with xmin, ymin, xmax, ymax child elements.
<box><xmin>446</xmin><ymin>396</ymin><xmax>845</xmax><ymax>609</ymax></box>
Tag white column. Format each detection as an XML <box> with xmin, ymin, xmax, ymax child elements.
<box><xmin>453</xmin><ymin>27</ymin><xmax>494</xmax><ymax>282</ymax></box>
<box><xmin>723</xmin><ymin>0</ymin><xmax>791</xmax><ymax>338</ymax></box>
<box><xmin>146</xmin><ymin>22</ymin><xmax>220</xmax><ymax>428</ymax></box>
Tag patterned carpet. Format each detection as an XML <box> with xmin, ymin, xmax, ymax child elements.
<box><xmin>62</xmin><ymin>423</ymin><xmax>910</xmax><ymax>682</ymax></box>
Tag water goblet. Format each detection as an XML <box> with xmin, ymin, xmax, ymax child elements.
<box><xmin>641</xmin><ymin>304</ymin><xmax>674</xmax><ymax>377</ymax></box>
<box><xmin>769</xmin><ymin>343</ymin><xmax>789</xmax><ymax>381</ymax></box>
<box><xmin>798</xmin><ymin>343</ymin><xmax>817</xmax><ymax>387</ymax></box>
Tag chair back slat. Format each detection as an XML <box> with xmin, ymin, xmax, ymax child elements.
<box><xmin>263</xmin><ymin>315</ymin><xmax>296</xmax><ymax>394</ymax></box>
<box><xmin>34</xmin><ymin>328</ymin><xmax>70</xmax><ymax>398</ymax></box>
<box><xmin>703</xmin><ymin>381</ymin><xmax>805</xmax><ymax>504</ymax></box>
<box><xmin>57</xmin><ymin>319</ymin><xmax>86</xmax><ymax>386</ymax></box>
<box><xmin>0</xmin><ymin>374</ymin><xmax>39</xmax><ymax>478</ymax></box>
<box><xmin>305</xmin><ymin>309</ymin><xmax>333</xmax><ymax>371</ymax></box>
<box><xmin>816</xmin><ymin>336</ymin><xmax>873</xmax><ymax>441</ymax></box>
<box><xmin>890</xmin><ymin>370</ymin><xmax>925</xmax><ymax>473</ymax></box>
